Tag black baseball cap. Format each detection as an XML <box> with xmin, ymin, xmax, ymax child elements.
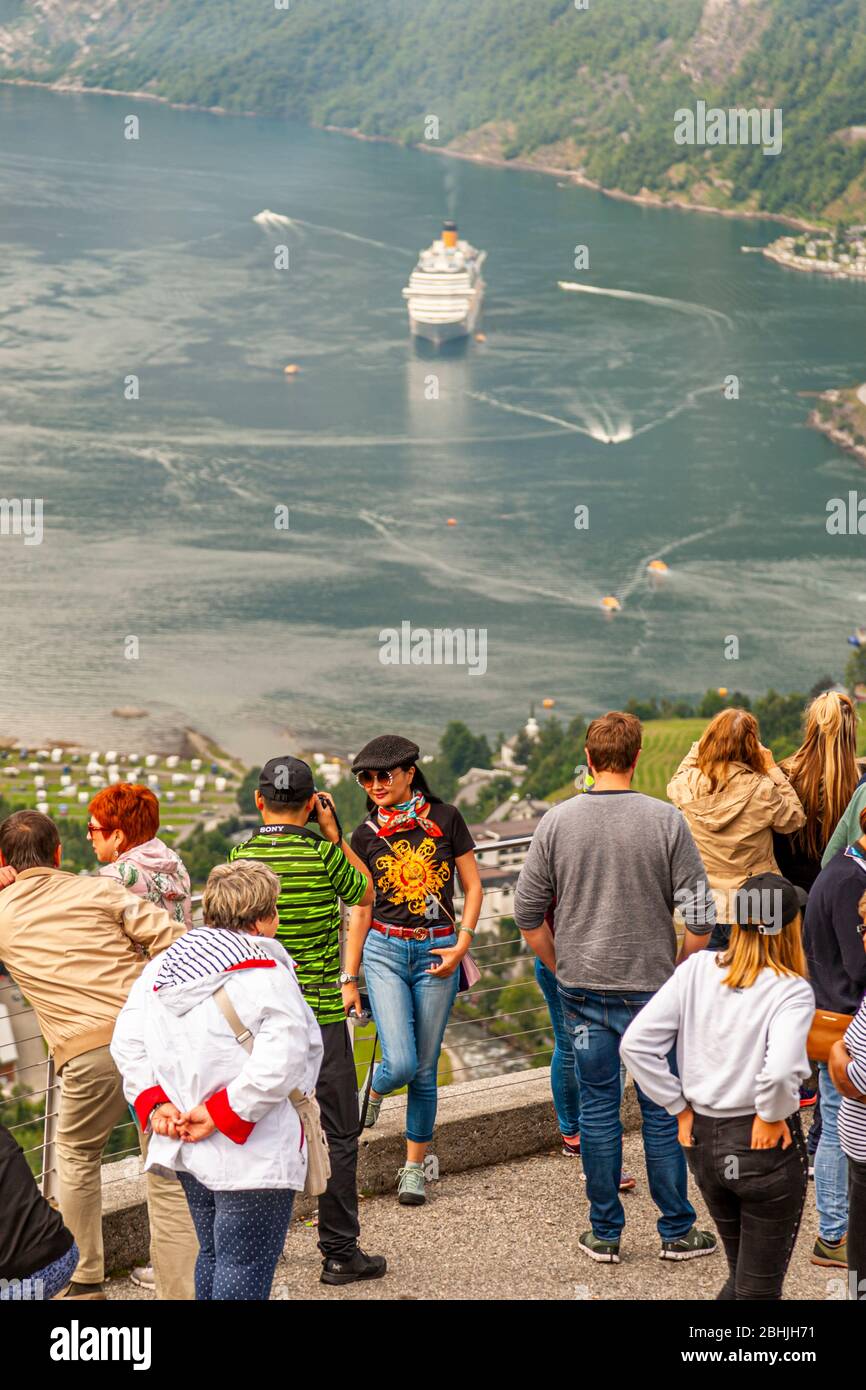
<box><xmin>258</xmin><ymin>756</ymin><xmax>315</xmax><ymax>803</ymax></box>
<box><xmin>733</xmin><ymin>873</ymin><xmax>807</xmax><ymax>937</ymax></box>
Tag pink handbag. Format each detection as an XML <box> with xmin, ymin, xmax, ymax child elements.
<box><xmin>426</xmin><ymin>891</ymin><xmax>481</xmax><ymax>993</ymax></box>
<box><xmin>458</xmin><ymin>952</ymin><xmax>481</xmax><ymax>993</ymax></box>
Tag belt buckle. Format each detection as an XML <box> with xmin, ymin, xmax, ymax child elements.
<box><xmin>413</xmin><ymin>927</ymin><xmax>429</xmax><ymax>941</ymax></box>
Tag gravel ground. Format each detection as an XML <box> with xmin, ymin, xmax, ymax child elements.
<box><xmin>106</xmin><ymin>1129</ymin><xmax>837</xmax><ymax>1302</ymax></box>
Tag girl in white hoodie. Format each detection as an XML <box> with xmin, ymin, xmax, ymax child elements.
<box><xmin>111</xmin><ymin>860</ymin><xmax>323</xmax><ymax>1301</ymax></box>
<box><xmin>621</xmin><ymin>873</ymin><xmax>814</xmax><ymax>1301</ymax></box>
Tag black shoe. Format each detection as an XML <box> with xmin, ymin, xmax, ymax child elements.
<box><xmin>320</xmin><ymin>1247</ymin><xmax>387</xmax><ymax>1286</ymax></box>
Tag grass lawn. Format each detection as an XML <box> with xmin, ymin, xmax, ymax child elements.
<box><xmin>631</xmin><ymin>718</ymin><xmax>708</xmax><ymax>801</ymax></box>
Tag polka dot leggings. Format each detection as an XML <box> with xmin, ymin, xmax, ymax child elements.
<box><xmin>179</xmin><ymin>1174</ymin><xmax>295</xmax><ymax>1301</ymax></box>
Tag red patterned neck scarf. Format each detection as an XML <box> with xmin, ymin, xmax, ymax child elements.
<box><xmin>375</xmin><ymin>792</ymin><xmax>443</xmax><ymax>838</ymax></box>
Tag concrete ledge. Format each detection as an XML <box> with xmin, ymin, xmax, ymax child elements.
<box><xmin>100</xmin><ymin>1068</ymin><xmax>643</xmax><ymax>1272</ymax></box>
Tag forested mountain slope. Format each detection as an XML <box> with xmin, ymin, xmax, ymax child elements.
<box><xmin>3</xmin><ymin>0</ymin><xmax>866</xmax><ymax>224</ymax></box>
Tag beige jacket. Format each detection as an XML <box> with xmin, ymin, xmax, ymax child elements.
<box><xmin>667</xmin><ymin>744</ymin><xmax>806</xmax><ymax>914</ymax></box>
<box><xmin>0</xmin><ymin>867</ymin><xmax>182</xmax><ymax>1070</ymax></box>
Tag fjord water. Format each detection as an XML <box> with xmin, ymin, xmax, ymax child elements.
<box><xmin>1</xmin><ymin>84</ymin><xmax>864</xmax><ymax>760</ymax></box>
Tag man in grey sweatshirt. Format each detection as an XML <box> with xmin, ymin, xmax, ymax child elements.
<box><xmin>513</xmin><ymin>710</ymin><xmax>717</xmax><ymax>1265</ymax></box>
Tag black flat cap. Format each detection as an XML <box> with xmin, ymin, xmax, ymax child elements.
<box><xmin>351</xmin><ymin>735</ymin><xmax>420</xmax><ymax>774</ymax></box>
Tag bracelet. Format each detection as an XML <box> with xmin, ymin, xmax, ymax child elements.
<box><xmin>458</xmin><ymin>925</ymin><xmax>475</xmax><ymax>937</ymax></box>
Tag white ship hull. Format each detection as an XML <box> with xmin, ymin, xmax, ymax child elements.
<box><xmin>408</xmin><ymin>284</ymin><xmax>485</xmax><ymax>342</ymax></box>
<box><xmin>403</xmin><ymin>228</ymin><xmax>486</xmax><ymax>345</ymax></box>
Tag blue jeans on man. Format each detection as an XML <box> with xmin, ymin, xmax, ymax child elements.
<box><xmin>557</xmin><ymin>985</ymin><xmax>695</xmax><ymax>1244</ymax></box>
<box><xmin>535</xmin><ymin>959</ymin><xmax>581</xmax><ymax>1136</ymax></box>
<box><xmin>815</xmin><ymin>1062</ymin><xmax>848</xmax><ymax>1243</ymax></box>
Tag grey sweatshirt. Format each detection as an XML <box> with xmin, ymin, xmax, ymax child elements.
<box><xmin>620</xmin><ymin>950</ymin><xmax>814</xmax><ymax>1121</ymax></box>
<box><xmin>513</xmin><ymin>790</ymin><xmax>713</xmax><ymax>992</ymax></box>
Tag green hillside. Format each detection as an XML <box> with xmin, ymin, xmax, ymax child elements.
<box><xmin>4</xmin><ymin>0</ymin><xmax>866</xmax><ymax>224</ymax></box>
<box><xmin>549</xmin><ymin>712</ymin><xmax>866</xmax><ymax>805</ymax></box>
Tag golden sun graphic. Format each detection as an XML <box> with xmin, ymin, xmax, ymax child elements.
<box><xmin>374</xmin><ymin>837</ymin><xmax>450</xmax><ymax>916</ymax></box>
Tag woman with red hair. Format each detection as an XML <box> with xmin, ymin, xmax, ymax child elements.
<box><xmin>88</xmin><ymin>783</ymin><xmax>192</xmax><ymax>929</ymax></box>
<box><xmin>88</xmin><ymin>781</ymin><xmax>195</xmax><ymax>1293</ymax></box>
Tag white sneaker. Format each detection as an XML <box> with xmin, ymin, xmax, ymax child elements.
<box><xmin>130</xmin><ymin>1265</ymin><xmax>156</xmax><ymax>1290</ymax></box>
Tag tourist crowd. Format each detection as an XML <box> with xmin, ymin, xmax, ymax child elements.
<box><xmin>1</xmin><ymin>694</ymin><xmax>866</xmax><ymax>1302</ymax></box>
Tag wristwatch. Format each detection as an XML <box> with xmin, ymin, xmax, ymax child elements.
<box><xmin>339</xmin><ymin>972</ymin><xmax>359</xmax><ymax>985</ymax></box>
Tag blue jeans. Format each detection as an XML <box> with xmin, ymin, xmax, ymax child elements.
<box><xmin>178</xmin><ymin>1175</ymin><xmax>295</xmax><ymax>1301</ymax></box>
<box><xmin>558</xmin><ymin>985</ymin><xmax>696</xmax><ymax>1244</ymax></box>
<box><xmin>363</xmin><ymin>927</ymin><xmax>460</xmax><ymax>1143</ymax></box>
<box><xmin>815</xmin><ymin>1062</ymin><xmax>848</xmax><ymax>1242</ymax></box>
<box><xmin>535</xmin><ymin>959</ymin><xmax>581</xmax><ymax>1135</ymax></box>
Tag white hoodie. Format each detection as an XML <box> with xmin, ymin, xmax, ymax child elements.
<box><xmin>111</xmin><ymin>927</ymin><xmax>323</xmax><ymax>1190</ymax></box>
<box><xmin>620</xmin><ymin>949</ymin><xmax>814</xmax><ymax>1122</ymax></box>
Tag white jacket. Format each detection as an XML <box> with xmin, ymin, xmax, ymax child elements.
<box><xmin>111</xmin><ymin>927</ymin><xmax>323</xmax><ymax>1190</ymax></box>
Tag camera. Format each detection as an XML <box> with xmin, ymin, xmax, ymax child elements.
<box><xmin>306</xmin><ymin>792</ymin><xmax>343</xmax><ymax>841</ymax></box>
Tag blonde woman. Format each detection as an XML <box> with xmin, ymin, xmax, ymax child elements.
<box><xmin>667</xmin><ymin>709</ymin><xmax>805</xmax><ymax>947</ymax></box>
<box><xmin>621</xmin><ymin>874</ymin><xmax>814</xmax><ymax>1301</ymax></box>
<box><xmin>774</xmin><ymin>692</ymin><xmax>859</xmax><ymax>892</ymax></box>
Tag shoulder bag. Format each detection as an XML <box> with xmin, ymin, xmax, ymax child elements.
<box><xmin>213</xmin><ymin>984</ymin><xmax>331</xmax><ymax>1197</ymax></box>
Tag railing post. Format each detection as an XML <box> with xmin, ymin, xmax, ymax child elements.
<box><xmin>40</xmin><ymin>1055</ymin><xmax>60</xmax><ymax>1204</ymax></box>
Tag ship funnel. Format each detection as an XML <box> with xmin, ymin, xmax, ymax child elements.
<box><xmin>442</xmin><ymin>219</ymin><xmax>458</xmax><ymax>249</ymax></box>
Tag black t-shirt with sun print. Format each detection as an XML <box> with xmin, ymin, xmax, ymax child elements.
<box><xmin>350</xmin><ymin>803</ymin><xmax>476</xmax><ymax>930</ymax></box>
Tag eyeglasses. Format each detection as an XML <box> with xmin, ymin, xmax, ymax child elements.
<box><xmin>354</xmin><ymin>769</ymin><xmax>394</xmax><ymax>789</ymax></box>
<box><xmin>86</xmin><ymin>822</ymin><xmax>112</xmax><ymax>839</ymax></box>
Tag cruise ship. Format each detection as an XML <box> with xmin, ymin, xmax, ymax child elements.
<box><xmin>402</xmin><ymin>221</ymin><xmax>486</xmax><ymax>343</ymax></box>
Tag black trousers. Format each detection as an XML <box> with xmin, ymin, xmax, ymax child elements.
<box><xmin>848</xmin><ymin>1155</ymin><xmax>866</xmax><ymax>1300</ymax></box>
<box><xmin>315</xmin><ymin>1020</ymin><xmax>361</xmax><ymax>1262</ymax></box>
<box><xmin>686</xmin><ymin>1111</ymin><xmax>808</xmax><ymax>1301</ymax></box>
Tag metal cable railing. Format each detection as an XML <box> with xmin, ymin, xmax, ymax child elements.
<box><xmin>0</xmin><ymin>831</ymin><xmax>548</xmax><ymax>1194</ymax></box>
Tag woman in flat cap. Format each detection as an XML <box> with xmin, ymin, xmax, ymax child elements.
<box><xmin>343</xmin><ymin>735</ymin><xmax>482</xmax><ymax>1205</ymax></box>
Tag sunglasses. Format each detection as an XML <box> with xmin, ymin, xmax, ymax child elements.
<box><xmin>354</xmin><ymin>769</ymin><xmax>396</xmax><ymax>789</ymax></box>
<box><xmin>86</xmin><ymin>822</ymin><xmax>113</xmax><ymax>839</ymax></box>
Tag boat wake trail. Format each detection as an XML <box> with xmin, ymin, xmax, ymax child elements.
<box><xmin>558</xmin><ymin>281</ymin><xmax>733</xmax><ymax>330</ymax></box>
<box><xmin>465</xmin><ymin>390</ymin><xmax>608</xmax><ymax>441</ymax></box>
<box><xmin>618</xmin><ymin>513</ymin><xmax>744</xmax><ymax>603</ymax></box>
<box><xmin>629</xmin><ymin>381</ymin><xmax>723</xmax><ymax>440</ymax></box>
<box><xmin>253</xmin><ymin>209</ymin><xmax>412</xmax><ymax>255</ymax></box>
<box><xmin>358</xmin><ymin>509</ymin><xmax>595</xmax><ymax>611</ymax></box>
<box><xmin>467</xmin><ymin>383</ymin><xmax>720</xmax><ymax>446</ymax></box>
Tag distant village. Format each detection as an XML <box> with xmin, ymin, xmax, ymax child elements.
<box><xmin>753</xmin><ymin>225</ymin><xmax>866</xmax><ymax>279</ymax></box>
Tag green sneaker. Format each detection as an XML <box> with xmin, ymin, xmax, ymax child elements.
<box><xmin>811</xmin><ymin>1235</ymin><xmax>847</xmax><ymax>1268</ymax></box>
<box><xmin>362</xmin><ymin>1095</ymin><xmax>382</xmax><ymax>1129</ymax></box>
<box><xmin>577</xmin><ymin>1230</ymin><xmax>620</xmax><ymax>1264</ymax></box>
<box><xmin>660</xmin><ymin>1227</ymin><xmax>717</xmax><ymax>1261</ymax></box>
<box><xmin>396</xmin><ymin>1164</ymin><xmax>426</xmax><ymax>1206</ymax></box>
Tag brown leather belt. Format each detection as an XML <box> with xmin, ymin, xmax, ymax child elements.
<box><xmin>371</xmin><ymin>920</ymin><xmax>453</xmax><ymax>941</ymax></box>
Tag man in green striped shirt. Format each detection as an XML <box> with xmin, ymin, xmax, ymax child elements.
<box><xmin>230</xmin><ymin>756</ymin><xmax>386</xmax><ymax>1287</ymax></box>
